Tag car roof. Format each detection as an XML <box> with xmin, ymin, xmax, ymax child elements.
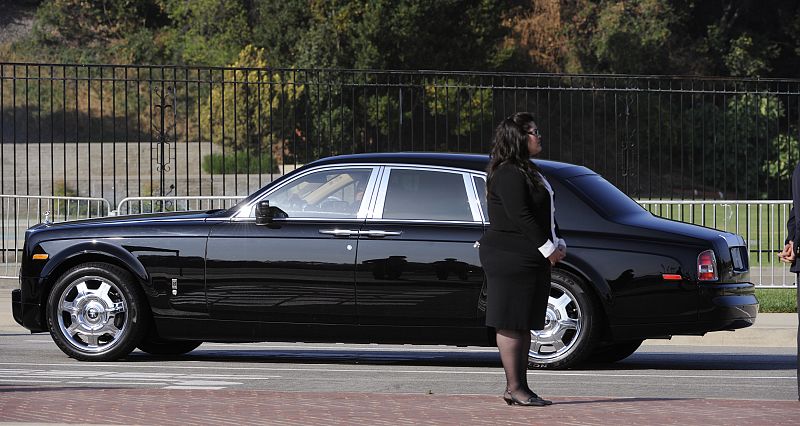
<box><xmin>308</xmin><ymin>152</ymin><xmax>593</xmax><ymax>178</ymax></box>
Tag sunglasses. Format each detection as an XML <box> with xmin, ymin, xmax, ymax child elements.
<box><xmin>527</xmin><ymin>128</ymin><xmax>542</xmax><ymax>137</ymax></box>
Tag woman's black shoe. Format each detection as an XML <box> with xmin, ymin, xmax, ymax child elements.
<box><xmin>503</xmin><ymin>389</ymin><xmax>552</xmax><ymax>406</ymax></box>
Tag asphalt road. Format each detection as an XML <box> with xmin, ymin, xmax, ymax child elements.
<box><xmin>0</xmin><ymin>332</ymin><xmax>795</xmax><ymax>401</ymax></box>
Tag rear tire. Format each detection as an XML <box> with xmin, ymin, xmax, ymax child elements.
<box><xmin>46</xmin><ymin>262</ymin><xmax>147</xmax><ymax>361</ymax></box>
<box><xmin>528</xmin><ymin>269</ymin><xmax>600</xmax><ymax>369</ymax></box>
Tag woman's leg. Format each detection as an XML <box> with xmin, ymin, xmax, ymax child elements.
<box><xmin>496</xmin><ymin>328</ymin><xmax>533</xmax><ymax>400</ymax></box>
<box><xmin>518</xmin><ymin>329</ymin><xmax>532</xmax><ymax>393</ymax></box>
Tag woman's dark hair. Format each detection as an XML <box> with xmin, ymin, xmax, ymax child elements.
<box><xmin>487</xmin><ymin>112</ymin><xmax>541</xmax><ymax>186</ymax></box>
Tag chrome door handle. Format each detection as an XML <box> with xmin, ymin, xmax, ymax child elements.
<box><xmin>360</xmin><ymin>230</ymin><xmax>402</xmax><ymax>238</ymax></box>
<box><xmin>319</xmin><ymin>229</ymin><xmax>359</xmax><ymax>237</ymax></box>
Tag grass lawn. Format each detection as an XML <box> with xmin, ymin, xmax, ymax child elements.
<box><xmin>641</xmin><ymin>201</ymin><xmax>792</xmax><ymax>269</ymax></box>
<box><xmin>756</xmin><ymin>288</ymin><xmax>797</xmax><ymax>313</ymax></box>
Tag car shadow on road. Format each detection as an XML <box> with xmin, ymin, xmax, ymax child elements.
<box><xmin>125</xmin><ymin>348</ymin><xmax>503</xmax><ymax>367</ymax></box>
<box><xmin>121</xmin><ymin>347</ymin><xmax>796</xmax><ymax>371</ymax></box>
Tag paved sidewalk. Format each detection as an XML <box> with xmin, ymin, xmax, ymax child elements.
<box><xmin>0</xmin><ymin>387</ymin><xmax>797</xmax><ymax>425</ymax></box>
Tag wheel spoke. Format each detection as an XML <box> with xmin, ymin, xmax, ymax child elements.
<box><xmin>66</xmin><ymin>321</ymin><xmax>81</xmax><ymax>337</ymax></box>
<box><xmin>558</xmin><ymin>317</ymin><xmax>578</xmax><ymax>331</ymax></box>
<box><xmin>97</xmin><ymin>282</ymin><xmax>111</xmax><ymax>300</ymax></box>
<box><xmin>98</xmin><ymin>322</ymin><xmax>122</xmax><ymax>339</ymax></box>
<box><xmin>551</xmin><ymin>339</ymin><xmax>566</xmax><ymax>352</ymax></box>
<box><xmin>75</xmin><ymin>282</ymin><xmax>89</xmax><ymax>297</ymax></box>
<box><xmin>61</xmin><ymin>300</ymin><xmax>79</xmax><ymax>315</ymax></box>
<box><xmin>83</xmin><ymin>333</ymin><xmax>100</xmax><ymax>347</ymax></box>
<box><xmin>552</xmin><ymin>293</ymin><xmax>571</xmax><ymax>313</ymax></box>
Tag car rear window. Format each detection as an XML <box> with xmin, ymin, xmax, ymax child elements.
<box><xmin>568</xmin><ymin>174</ymin><xmax>646</xmax><ymax>218</ymax></box>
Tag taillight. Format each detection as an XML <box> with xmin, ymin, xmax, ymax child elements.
<box><xmin>697</xmin><ymin>250</ymin><xmax>718</xmax><ymax>281</ymax></box>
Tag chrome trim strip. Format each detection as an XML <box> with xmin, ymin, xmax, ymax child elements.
<box><xmin>470</xmin><ymin>173</ymin><xmax>488</xmax><ymax>223</ymax></box>
<box><xmin>319</xmin><ymin>229</ymin><xmax>360</xmax><ymax>237</ymax></box>
<box><xmin>463</xmin><ymin>173</ymin><xmax>482</xmax><ymax>222</ymax></box>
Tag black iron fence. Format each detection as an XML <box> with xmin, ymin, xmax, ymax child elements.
<box><xmin>2</xmin><ymin>62</ymin><xmax>800</xmax><ymax>202</ymax></box>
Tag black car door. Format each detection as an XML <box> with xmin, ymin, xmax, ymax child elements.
<box><xmin>355</xmin><ymin>166</ymin><xmax>485</xmax><ymax>328</ymax></box>
<box><xmin>205</xmin><ymin>165</ymin><xmax>379</xmax><ymax>324</ymax></box>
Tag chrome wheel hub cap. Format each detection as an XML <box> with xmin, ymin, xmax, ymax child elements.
<box><xmin>57</xmin><ymin>277</ymin><xmax>128</xmax><ymax>353</ymax></box>
<box><xmin>529</xmin><ymin>282</ymin><xmax>582</xmax><ymax>362</ymax></box>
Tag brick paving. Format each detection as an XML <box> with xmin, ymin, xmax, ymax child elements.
<box><xmin>0</xmin><ymin>387</ymin><xmax>797</xmax><ymax>425</ymax></box>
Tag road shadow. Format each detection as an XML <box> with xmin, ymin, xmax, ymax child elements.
<box><xmin>582</xmin><ymin>351</ymin><xmax>797</xmax><ymax>371</ymax></box>
<box><xmin>124</xmin><ymin>348</ymin><xmax>503</xmax><ymax>367</ymax></box>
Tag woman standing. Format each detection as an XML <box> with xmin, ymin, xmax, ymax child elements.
<box><xmin>479</xmin><ymin>112</ymin><xmax>566</xmax><ymax>406</ymax></box>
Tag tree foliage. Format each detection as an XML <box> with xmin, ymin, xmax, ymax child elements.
<box><xmin>199</xmin><ymin>45</ymin><xmax>304</xmax><ymax>168</ymax></box>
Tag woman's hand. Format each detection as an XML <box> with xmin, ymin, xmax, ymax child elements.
<box><xmin>778</xmin><ymin>241</ymin><xmax>795</xmax><ymax>263</ymax></box>
<box><xmin>548</xmin><ymin>246</ymin><xmax>566</xmax><ymax>266</ymax></box>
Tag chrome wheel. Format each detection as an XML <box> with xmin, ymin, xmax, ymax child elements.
<box><xmin>48</xmin><ymin>263</ymin><xmax>146</xmax><ymax>361</ymax></box>
<box><xmin>529</xmin><ymin>281</ymin><xmax>582</xmax><ymax>362</ymax></box>
<box><xmin>56</xmin><ymin>276</ymin><xmax>129</xmax><ymax>353</ymax></box>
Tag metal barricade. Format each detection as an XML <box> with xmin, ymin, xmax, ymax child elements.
<box><xmin>638</xmin><ymin>200</ymin><xmax>795</xmax><ymax>288</ymax></box>
<box><xmin>113</xmin><ymin>196</ymin><xmax>245</xmax><ymax>216</ymax></box>
<box><xmin>1</xmin><ymin>195</ymin><xmax>111</xmax><ymax>279</ymax></box>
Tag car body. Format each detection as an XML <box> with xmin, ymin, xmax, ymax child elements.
<box><xmin>11</xmin><ymin>153</ymin><xmax>758</xmax><ymax>368</ymax></box>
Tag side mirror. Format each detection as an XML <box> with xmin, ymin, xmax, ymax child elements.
<box><xmin>255</xmin><ymin>200</ymin><xmax>288</xmax><ymax>225</ymax></box>
<box><xmin>255</xmin><ymin>200</ymin><xmax>272</xmax><ymax>225</ymax></box>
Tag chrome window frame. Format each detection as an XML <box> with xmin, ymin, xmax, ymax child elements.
<box><xmin>469</xmin><ymin>172</ymin><xmax>488</xmax><ymax>224</ymax></box>
<box><xmin>369</xmin><ymin>165</ymin><xmax>483</xmax><ymax>224</ymax></box>
<box><xmin>232</xmin><ymin>164</ymin><xmax>381</xmax><ymax>222</ymax></box>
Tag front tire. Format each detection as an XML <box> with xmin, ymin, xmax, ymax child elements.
<box><xmin>528</xmin><ymin>269</ymin><xmax>600</xmax><ymax>369</ymax></box>
<box><xmin>46</xmin><ymin>262</ymin><xmax>147</xmax><ymax>361</ymax></box>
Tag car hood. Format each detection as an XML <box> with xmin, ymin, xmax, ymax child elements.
<box><xmin>27</xmin><ymin>210</ymin><xmax>225</xmax><ymax>232</ymax></box>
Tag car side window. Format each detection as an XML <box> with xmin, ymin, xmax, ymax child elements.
<box><xmin>261</xmin><ymin>168</ymin><xmax>372</xmax><ymax>219</ymax></box>
<box><xmin>382</xmin><ymin>169</ymin><xmax>472</xmax><ymax>221</ymax></box>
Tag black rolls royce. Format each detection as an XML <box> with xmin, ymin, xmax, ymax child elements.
<box><xmin>11</xmin><ymin>153</ymin><xmax>758</xmax><ymax>369</ymax></box>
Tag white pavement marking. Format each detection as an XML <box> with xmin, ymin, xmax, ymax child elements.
<box><xmin>0</xmin><ymin>367</ymin><xmax>254</xmax><ymax>389</ymax></box>
<box><xmin>163</xmin><ymin>386</ymin><xmax>226</xmax><ymax>390</ymax></box>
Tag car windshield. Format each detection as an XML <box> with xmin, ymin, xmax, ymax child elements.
<box><xmin>568</xmin><ymin>174</ymin><xmax>646</xmax><ymax>218</ymax></box>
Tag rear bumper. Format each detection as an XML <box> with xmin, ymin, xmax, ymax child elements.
<box><xmin>697</xmin><ymin>281</ymin><xmax>758</xmax><ymax>330</ymax></box>
<box><xmin>612</xmin><ymin>281</ymin><xmax>758</xmax><ymax>340</ymax></box>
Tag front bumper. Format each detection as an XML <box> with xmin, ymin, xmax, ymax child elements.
<box><xmin>12</xmin><ymin>276</ymin><xmax>48</xmax><ymax>333</ymax></box>
<box><xmin>11</xmin><ymin>288</ymin><xmax>23</xmax><ymax>326</ymax></box>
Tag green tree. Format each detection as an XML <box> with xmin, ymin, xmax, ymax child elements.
<box><xmin>251</xmin><ymin>0</ymin><xmax>515</xmax><ymax>70</ymax></box>
<box><xmin>199</xmin><ymin>45</ymin><xmax>304</xmax><ymax>172</ymax></box>
<box><xmin>30</xmin><ymin>0</ymin><xmax>167</xmax><ymax>62</ymax></box>
<box><xmin>161</xmin><ymin>0</ymin><xmax>251</xmax><ymax>66</ymax></box>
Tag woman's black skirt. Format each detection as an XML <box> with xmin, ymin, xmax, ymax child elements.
<box><xmin>479</xmin><ymin>244</ymin><xmax>551</xmax><ymax>331</ymax></box>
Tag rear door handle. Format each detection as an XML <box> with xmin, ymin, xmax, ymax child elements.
<box><xmin>319</xmin><ymin>229</ymin><xmax>359</xmax><ymax>237</ymax></box>
<box><xmin>360</xmin><ymin>230</ymin><xmax>402</xmax><ymax>238</ymax></box>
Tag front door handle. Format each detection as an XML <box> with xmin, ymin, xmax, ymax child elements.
<box><xmin>319</xmin><ymin>229</ymin><xmax>359</xmax><ymax>237</ymax></box>
<box><xmin>360</xmin><ymin>230</ymin><xmax>402</xmax><ymax>238</ymax></box>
